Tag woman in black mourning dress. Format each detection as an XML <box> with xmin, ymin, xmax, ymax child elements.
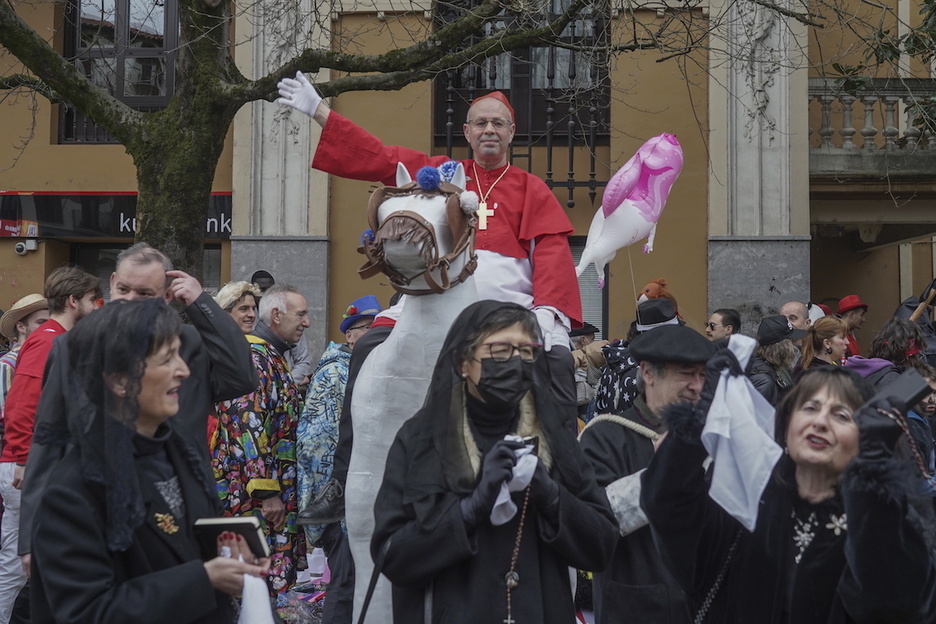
<box><xmin>643</xmin><ymin>366</ymin><xmax>936</xmax><ymax>623</ymax></box>
<box><xmin>372</xmin><ymin>300</ymin><xmax>617</xmax><ymax>624</ymax></box>
<box><xmin>30</xmin><ymin>299</ymin><xmax>268</xmax><ymax>624</ymax></box>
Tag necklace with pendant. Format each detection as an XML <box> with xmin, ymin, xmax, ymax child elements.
<box><xmin>791</xmin><ymin>509</ymin><xmax>847</xmax><ymax>564</ymax></box>
<box><xmin>472</xmin><ymin>162</ymin><xmax>510</xmax><ymax>231</ymax></box>
<box><xmin>791</xmin><ymin>510</ymin><xmax>817</xmax><ymax>564</ymax></box>
<box><xmin>503</xmin><ymin>486</ymin><xmax>530</xmax><ymax>624</ymax></box>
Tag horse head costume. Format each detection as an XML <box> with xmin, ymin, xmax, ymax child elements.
<box><xmin>347</xmin><ymin>162</ymin><xmax>480</xmax><ymax>623</ymax></box>
<box><xmin>358</xmin><ymin>162</ymin><xmax>477</xmax><ymax>295</ymax></box>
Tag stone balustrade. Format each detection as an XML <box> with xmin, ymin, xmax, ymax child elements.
<box><xmin>808</xmin><ymin>77</ymin><xmax>936</xmax><ymax>178</ymax></box>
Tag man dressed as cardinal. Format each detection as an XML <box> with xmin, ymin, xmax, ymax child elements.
<box><xmin>277</xmin><ymin>75</ymin><xmax>583</xmax><ymax>349</ymax></box>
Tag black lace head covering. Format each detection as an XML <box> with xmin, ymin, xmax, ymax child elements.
<box><xmin>57</xmin><ymin>298</ymin><xmax>206</xmax><ymax>551</ymax></box>
<box><xmin>423</xmin><ymin>300</ymin><xmax>588</xmax><ymax>494</ymax></box>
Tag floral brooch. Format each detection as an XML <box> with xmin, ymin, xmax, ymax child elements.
<box><xmin>825</xmin><ymin>513</ymin><xmax>847</xmax><ymax>536</ymax></box>
<box><xmin>155</xmin><ymin>512</ymin><xmax>179</xmax><ymax>535</ymax></box>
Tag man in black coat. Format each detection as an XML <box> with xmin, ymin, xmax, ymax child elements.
<box><xmin>592</xmin><ymin>298</ymin><xmax>681</xmax><ymax>417</ymax></box>
<box><xmin>579</xmin><ymin>325</ymin><xmax>714</xmax><ymax>624</ymax></box>
<box><xmin>18</xmin><ymin>243</ymin><xmax>257</xmax><ymax>564</ymax></box>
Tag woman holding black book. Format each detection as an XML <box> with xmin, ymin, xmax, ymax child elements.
<box><xmin>29</xmin><ymin>299</ymin><xmax>269</xmax><ymax>623</ymax></box>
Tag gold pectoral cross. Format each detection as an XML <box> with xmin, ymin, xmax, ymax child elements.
<box><xmin>477</xmin><ymin>201</ymin><xmax>495</xmax><ymax>230</ymax></box>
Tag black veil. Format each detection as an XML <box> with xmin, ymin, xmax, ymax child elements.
<box><xmin>35</xmin><ymin>298</ymin><xmax>214</xmax><ymax>551</ymax></box>
<box><xmin>421</xmin><ymin>300</ymin><xmax>589</xmax><ymax>494</ymax></box>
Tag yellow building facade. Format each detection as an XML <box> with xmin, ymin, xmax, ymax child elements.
<box><xmin>1</xmin><ymin>0</ymin><xmax>934</xmax><ymax>352</ymax></box>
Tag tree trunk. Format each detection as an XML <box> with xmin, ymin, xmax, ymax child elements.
<box><xmin>129</xmin><ymin>97</ymin><xmax>237</xmax><ymax>280</ymax></box>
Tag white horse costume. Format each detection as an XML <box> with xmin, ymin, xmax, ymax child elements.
<box><xmin>347</xmin><ymin>163</ymin><xmax>480</xmax><ymax>624</ymax></box>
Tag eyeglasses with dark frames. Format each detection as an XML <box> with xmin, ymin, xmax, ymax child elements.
<box><xmin>347</xmin><ymin>323</ymin><xmax>373</xmax><ymax>333</ymax></box>
<box><xmin>481</xmin><ymin>341</ymin><xmax>543</xmax><ymax>362</ymax></box>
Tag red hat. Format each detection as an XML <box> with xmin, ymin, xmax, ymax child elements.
<box><xmin>470</xmin><ymin>91</ymin><xmax>515</xmax><ymax>121</ymax></box>
<box><xmin>837</xmin><ymin>295</ymin><xmax>868</xmax><ymax>315</ymax></box>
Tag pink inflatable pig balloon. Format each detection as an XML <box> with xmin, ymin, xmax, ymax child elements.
<box><xmin>575</xmin><ymin>133</ymin><xmax>683</xmax><ymax>289</ymax></box>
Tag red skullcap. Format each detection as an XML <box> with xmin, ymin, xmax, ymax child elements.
<box><xmin>470</xmin><ymin>91</ymin><xmax>515</xmax><ymax>121</ymax></box>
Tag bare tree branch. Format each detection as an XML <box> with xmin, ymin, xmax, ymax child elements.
<box><xmin>241</xmin><ymin>0</ymin><xmax>597</xmax><ymax>102</ymax></box>
<box><xmin>748</xmin><ymin>0</ymin><xmax>825</xmax><ymax>28</ymax></box>
<box><xmin>0</xmin><ymin>0</ymin><xmax>140</xmax><ymax>143</ymax></box>
<box><xmin>0</xmin><ymin>87</ymin><xmax>39</xmax><ymax>173</ymax></box>
<box><xmin>0</xmin><ymin>73</ymin><xmax>60</xmax><ymax>101</ymax></box>
<box><xmin>242</xmin><ymin>0</ymin><xmax>508</xmax><ymax>101</ymax></box>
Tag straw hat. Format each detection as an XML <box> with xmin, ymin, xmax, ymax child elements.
<box><xmin>0</xmin><ymin>294</ymin><xmax>48</xmax><ymax>339</ymax></box>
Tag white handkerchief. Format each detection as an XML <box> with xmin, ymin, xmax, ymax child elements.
<box><xmin>490</xmin><ymin>434</ymin><xmax>538</xmax><ymax>526</ymax></box>
<box><xmin>238</xmin><ymin>573</ymin><xmax>276</xmax><ymax>624</ymax></box>
<box><xmin>701</xmin><ymin>334</ymin><xmax>782</xmax><ymax>531</ymax></box>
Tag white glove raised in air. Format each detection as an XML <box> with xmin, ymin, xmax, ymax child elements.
<box><xmin>276</xmin><ymin>71</ymin><xmax>323</xmax><ymax>118</ymax></box>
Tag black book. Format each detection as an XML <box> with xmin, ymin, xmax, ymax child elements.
<box><xmin>194</xmin><ymin>516</ymin><xmax>270</xmax><ymax>559</ymax></box>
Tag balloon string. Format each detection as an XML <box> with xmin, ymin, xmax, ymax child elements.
<box><xmin>627</xmin><ymin>244</ymin><xmax>640</xmax><ymax>327</ymax></box>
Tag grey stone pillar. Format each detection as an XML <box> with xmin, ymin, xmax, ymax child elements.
<box><xmin>229</xmin><ymin>236</ymin><xmax>329</xmax><ymax>355</ymax></box>
<box><xmin>707</xmin><ymin>0</ymin><xmax>811</xmax><ymax>328</ymax></box>
<box><xmin>231</xmin><ymin>0</ymin><xmax>331</xmax><ymax>355</ymax></box>
<box><xmin>708</xmin><ymin>236</ymin><xmax>811</xmax><ymax>334</ymax></box>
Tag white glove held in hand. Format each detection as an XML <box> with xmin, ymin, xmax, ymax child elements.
<box><xmin>276</xmin><ymin>71</ymin><xmax>323</xmax><ymax>118</ymax></box>
<box><xmin>535</xmin><ymin>307</ymin><xmax>561</xmax><ymax>352</ymax></box>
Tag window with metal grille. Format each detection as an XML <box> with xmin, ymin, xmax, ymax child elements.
<box><xmin>59</xmin><ymin>0</ymin><xmax>178</xmax><ymax>143</ymax></box>
<box><xmin>570</xmin><ymin>236</ymin><xmax>608</xmax><ymax>340</ymax></box>
<box><xmin>434</xmin><ymin>0</ymin><xmax>610</xmax><ymax>149</ymax></box>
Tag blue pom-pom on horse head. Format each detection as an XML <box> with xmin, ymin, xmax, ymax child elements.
<box><xmin>413</xmin><ymin>161</ymin><xmax>460</xmax><ymax>190</ymax></box>
<box><xmin>415</xmin><ymin>165</ymin><xmax>442</xmax><ymax>191</ymax></box>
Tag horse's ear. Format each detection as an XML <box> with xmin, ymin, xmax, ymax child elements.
<box><xmin>396</xmin><ymin>163</ymin><xmax>412</xmax><ymax>187</ymax></box>
<box><xmin>450</xmin><ymin>163</ymin><xmax>466</xmax><ymax>190</ymax></box>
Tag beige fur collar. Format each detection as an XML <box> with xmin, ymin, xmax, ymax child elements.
<box><xmin>460</xmin><ymin>387</ymin><xmax>553</xmax><ymax>477</ymax></box>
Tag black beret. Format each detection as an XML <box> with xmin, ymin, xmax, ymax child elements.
<box><xmin>757</xmin><ymin>315</ymin><xmax>807</xmax><ymax>347</ymax></box>
<box><xmin>569</xmin><ymin>322</ymin><xmax>600</xmax><ymax>338</ymax></box>
<box><xmin>629</xmin><ymin>324</ymin><xmax>716</xmax><ymax>364</ymax></box>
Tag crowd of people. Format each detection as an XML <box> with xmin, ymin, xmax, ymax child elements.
<box><xmin>0</xmin><ymin>82</ymin><xmax>931</xmax><ymax>624</ymax></box>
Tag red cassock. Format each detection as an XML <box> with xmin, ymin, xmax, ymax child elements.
<box><xmin>312</xmin><ymin>112</ymin><xmax>583</xmax><ymax>328</ymax></box>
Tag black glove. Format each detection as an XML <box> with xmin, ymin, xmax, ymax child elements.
<box><xmin>668</xmin><ymin>345</ymin><xmax>741</xmax><ymax>441</ymax></box>
<box><xmin>460</xmin><ymin>439</ymin><xmax>523</xmax><ymax>528</ymax></box>
<box><xmin>854</xmin><ymin>396</ymin><xmax>907</xmax><ymax>461</ymax></box>
<box><xmin>698</xmin><ymin>347</ymin><xmax>743</xmax><ymax>412</ymax></box>
<box><xmin>529</xmin><ymin>458</ymin><xmax>560</xmax><ymax>512</ymax></box>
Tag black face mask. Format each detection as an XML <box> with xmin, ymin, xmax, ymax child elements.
<box><xmin>475</xmin><ymin>355</ymin><xmax>534</xmax><ymax>410</ymax></box>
